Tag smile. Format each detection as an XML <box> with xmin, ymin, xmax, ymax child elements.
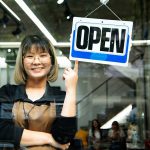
<box><xmin>31</xmin><ymin>67</ymin><xmax>44</xmax><ymax>70</ymax></box>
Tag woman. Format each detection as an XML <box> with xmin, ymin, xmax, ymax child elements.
<box><xmin>0</xmin><ymin>35</ymin><xmax>78</xmax><ymax>150</ymax></box>
<box><xmin>108</xmin><ymin>121</ymin><xmax>125</xmax><ymax>150</ymax></box>
<box><xmin>88</xmin><ymin>119</ymin><xmax>102</xmax><ymax>150</ymax></box>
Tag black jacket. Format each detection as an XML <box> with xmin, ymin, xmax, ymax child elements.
<box><xmin>0</xmin><ymin>83</ymin><xmax>76</xmax><ymax>149</ymax></box>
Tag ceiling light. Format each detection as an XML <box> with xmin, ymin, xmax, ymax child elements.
<box><xmin>57</xmin><ymin>0</ymin><xmax>64</xmax><ymax>5</ymax></box>
<box><xmin>15</xmin><ymin>0</ymin><xmax>57</xmax><ymax>45</ymax></box>
<box><xmin>100</xmin><ymin>0</ymin><xmax>109</xmax><ymax>5</ymax></box>
<box><xmin>0</xmin><ymin>0</ymin><xmax>21</xmax><ymax>22</ymax></box>
<box><xmin>7</xmin><ymin>49</ymin><xmax>12</xmax><ymax>53</ymax></box>
<box><xmin>66</xmin><ymin>14</ymin><xmax>73</xmax><ymax>20</ymax></box>
<box><xmin>5</xmin><ymin>49</ymin><xmax>17</xmax><ymax>66</ymax></box>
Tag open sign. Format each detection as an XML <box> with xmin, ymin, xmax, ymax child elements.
<box><xmin>69</xmin><ymin>17</ymin><xmax>133</xmax><ymax>66</ymax></box>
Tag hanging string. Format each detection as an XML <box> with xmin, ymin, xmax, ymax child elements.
<box><xmin>104</xmin><ymin>4</ymin><xmax>122</xmax><ymax>21</ymax></box>
<box><xmin>23</xmin><ymin>102</ymin><xmax>36</xmax><ymax>119</ymax></box>
<box><xmin>85</xmin><ymin>4</ymin><xmax>104</xmax><ymax>18</ymax></box>
<box><xmin>84</xmin><ymin>2</ymin><xmax>122</xmax><ymax>21</ymax></box>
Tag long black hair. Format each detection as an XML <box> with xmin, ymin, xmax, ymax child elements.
<box><xmin>91</xmin><ymin>119</ymin><xmax>102</xmax><ymax>138</ymax></box>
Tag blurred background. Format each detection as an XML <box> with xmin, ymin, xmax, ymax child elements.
<box><xmin>0</xmin><ymin>0</ymin><xmax>150</xmax><ymax>149</ymax></box>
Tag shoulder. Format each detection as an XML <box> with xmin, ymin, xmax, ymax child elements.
<box><xmin>0</xmin><ymin>84</ymin><xmax>19</xmax><ymax>102</ymax></box>
<box><xmin>0</xmin><ymin>84</ymin><xmax>17</xmax><ymax>94</ymax></box>
<box><xmin>48</xmin><ymin>85</ymin><xmax>65</xmax><ymax>94</ymax></box>
<box><xmin>46</xmin><ymin>83</ymin><xmax>66</xmax><ymax>102</ymax></box>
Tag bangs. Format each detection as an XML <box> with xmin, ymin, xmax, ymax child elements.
<box><xmin>24</xmin><ymin>44</ymin><xmax>49</xmax><ymax>55</ymax></box>
<box><xmin>22</xmin><ymin>36</ymin><xmax>50</xmax><ymax>56</ymax></box>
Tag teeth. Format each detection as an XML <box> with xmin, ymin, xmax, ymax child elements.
<box><xmin>33</xmin><ymin>68</ymin><xmax>42</xmax><ymax>69</ymax></box>
<box><xmin>32</xmin><ymin>68</ymin><xmax>41</xmax><ymax>70</ymax></box>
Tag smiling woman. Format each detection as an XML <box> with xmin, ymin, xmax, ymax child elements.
<box><xmin>0</xmin><ymin>35</ymin><xmax>78</xmax><ymax>150</ymax></box>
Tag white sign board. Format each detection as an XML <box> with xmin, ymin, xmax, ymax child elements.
<box><xmin>69</xmin><ymin>17</ymin><xmax>133</xmax><ymax>66</ymax></box>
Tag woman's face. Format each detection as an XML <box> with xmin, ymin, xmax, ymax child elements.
<box><xmin>93</xmin><ymin>120</ymin><xmax>98</xmax><ymax>128</ymax></box>
<box><xmin>23</xmin><ymin>45</ymin><xmax>51</xmax><ymax>81</ymax></box>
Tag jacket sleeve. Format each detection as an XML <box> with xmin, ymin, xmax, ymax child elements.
<box><xmin>50</xmin><ymin>116</ymin><xmax>77</xmax><ymax>144</ymax></box>
<box><xmin>50</xmin><ymin>87</ymin><xmax>77</xmax><ymax>144</ymax></box>
<box><xmin>0</xmin><ymin>117</ymin><xmax>24</xmax><ymax>148</ymax></box>
<box><xmin>0</xmin><ymin>84</ymin><xmax>24</xmax><ymax>148</ymax></box>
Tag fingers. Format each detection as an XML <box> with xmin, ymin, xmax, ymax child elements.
<box><xmin>62</xmin><ymin>143</ymin><xmax>70</xmax><ymax>150</ymax></box>
<box><xmin>65</xmin><ymin>68</ymin><xmax>72</xmax><ymax>72</ymax></box>
<box><xmin>65</xmin><ymin>143</ymin><xmax>70</xmax><ymax>149</ymax></box>
<box><xmin>74</xmin><ymin>60</ymin><xmax>78</xmax><ymax>73</ymax></box>
<box><xmin>63</xmin><ymin>68</ymin><xmax>71</xmax><ymax>79</ymax></box>
<box><xmin>64</xmin><ymin>60</ymin><xmax>78</xmax><ymax>73</ymax></box>
<box><xmin>62</xmin><ymin>60</ymin><xmax>78</xmax><ymax>81</ymax></box>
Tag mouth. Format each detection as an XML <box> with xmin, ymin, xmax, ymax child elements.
<box><xmin>31</xmin><ymin>67</ymin><xmax>44</xmax><ymax>69</ymax></box>
<box><xmin>31</xmin><ymin>67</ymin><xmax>44</xmax><ymax>71</ymax></box>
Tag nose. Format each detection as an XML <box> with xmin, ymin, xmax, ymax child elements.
<box><xmin>32</xmin><ymin>56</ymin><xmax>41</xmax><ymax>64</ymax></box>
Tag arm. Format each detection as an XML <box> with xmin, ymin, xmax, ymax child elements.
<box><xmin>21</xmin><ymin>129</ymin><xmax>69</xmax><ymax>149</ymax></box>
<box><xmin>21</xmin><ymin>129</ymin><xmax>57</xmax><ymax>146</ymax></box>
<box><xmin>61</xmin><ymin>60</ymin><xmax>78</xmax><ymax>117</ymax></box>
<box><xmin>0</xmin><ymin>109</ymin><xmax>69</xmax><ymax>150</ymax></box>
<box><xmin>51</xmin><ymin>61</ymin><xmax>78</xmax><ymax>144</ymax></box>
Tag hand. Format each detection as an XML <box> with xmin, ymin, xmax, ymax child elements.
<box><xmin>54</xmin><ymin>142</ymin><xmax>70</xmax><ymax>150</ymax></box>
<box><xmin>63</xmin><ymin>60</ymin><xmax>78</xmax><ymax>92</ymax></box>
<box><xmin>49</xmin><ymin>134</ymin><xmax>70</xmax><ymax>150</ymax></box>
<box><xmin>21</xmin><ymin>130</ymin><xmax>71</xmax><ymax>149</ymax></box>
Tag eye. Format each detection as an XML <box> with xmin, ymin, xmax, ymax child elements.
<box><xmin>40</xmin><ymin>54</ymin><xmax>47</xmax><ymax>57</ymax></box>
<box><xmin>40</xmin><ymin>53</ymin><xmax>49</xmax><ymax>57</ymax></box>
<box><xmin>25</xmin><ymin>54</ymin><xmax>34</xmax><ymax>58</ymax></box>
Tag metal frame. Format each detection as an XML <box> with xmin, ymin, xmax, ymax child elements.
<box><xmin>0</xmin><ymin>40</ymin><xmax>150</xmax><ymax>49</ymax></box>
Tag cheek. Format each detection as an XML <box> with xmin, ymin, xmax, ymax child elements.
<box><xmin>23</xmin><ymin>61</ymin><xmax>32</xmax><ymax>76</ymax></box>
<box><xmin>47</xmin><ymin>60</ymin><xmax>52</xmax><ymax>69</ymax></box>
<box><xmin>46</xmin><ymin>65</ymin><xmax>51</xmax><ymax>72</ymax></box>
<box><xmin>23</xmin><ymin>61</ymin><xmax>28</xmax><ymax>72</ymax></box>
<box><xmin>23</xmin><ymin>61</ymin><xmax>30</xmax><ymax>70</ymax></box>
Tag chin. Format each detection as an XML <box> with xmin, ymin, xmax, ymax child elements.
<box><xmin>30</xmin><ymin>73</ymin><xmax>47</xmax><ymax>79</ymax></box>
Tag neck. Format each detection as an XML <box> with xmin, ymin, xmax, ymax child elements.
<box><xmin>26</xmin><ymin>78</ymin><xmax>47</xmax><ymax>89</ymax></box>
<box><xmin>25</xmin><ymin>78</ymin><xmax>47</xmax><ymax>101</ymax></box>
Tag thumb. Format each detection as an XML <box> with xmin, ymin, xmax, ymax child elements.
<box><xmin>74</xmin><ymin>60</ymin><xmax>78</xmax><ymax>73</ymax></box>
